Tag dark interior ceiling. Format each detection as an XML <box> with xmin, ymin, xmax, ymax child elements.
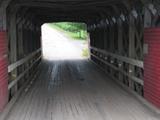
<box><xmin>7</xmin><ymin>0</ymin><xmax>143</xmax><ymax>25</ymax></box>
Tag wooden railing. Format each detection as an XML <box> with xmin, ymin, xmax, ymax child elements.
<box><xmin>8</xmin><ymin>48</ymin><xmax>42</xmax><ymax>90</ymax></box>
<box><xmin>90</xmin><ymin>47</ymin><xmax>144</xmax><ymax>86</ymax></box>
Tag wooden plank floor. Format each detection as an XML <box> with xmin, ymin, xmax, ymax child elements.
<box><xmin>5</xmin><ymin>60</ymin><xmax>160</xmax><ymax>120</ymax></box>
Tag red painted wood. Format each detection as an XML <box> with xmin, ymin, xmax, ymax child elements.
<box><xmin>0</xmin><ymin>79</ymin><xmax>8</xmax><ymax>111</ymax></box>
<box><xmin>0</xmin><ymin>31</ymin><xmax>8</xmax><ymax>111</ymax></box>
<box><xmin>144</xmin><ymin>28</ymin><xmax>160</xmax><ymax>108</ymax></box>
<box><xmin>0</xmin><ymin>32</ymin><xmax>7</xmax><ymax>56</ymax></box>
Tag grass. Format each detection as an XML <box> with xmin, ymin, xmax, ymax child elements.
<box><xmin>47</xmin><ymin>22</ymin><xmax>88</xmax><ymax>40</ymax></box>
<box><xmin>65</xmin><ymin>30</ymin><xmax>87</xmax><ymax>40</ymax></box>
<box><xmin>82</xmin><ymin>48</ymin><xmax>89</xmax><ymax>57</ymax></box>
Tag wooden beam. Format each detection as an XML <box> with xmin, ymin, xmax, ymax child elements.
<box><xmin>0</xmin><ymin>0</ymin><xmax>13</xmax><ymax>30</ymax></box>
<box><xmin>15</xmin><ymin>0</ymin><xmax>118</xmax><ymax>8</ymax></box>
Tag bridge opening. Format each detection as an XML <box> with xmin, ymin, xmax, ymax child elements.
<box><xmin>41</xmin><ymin>22</ymin><xmax>89</xmax><ymax>61</ymax></box>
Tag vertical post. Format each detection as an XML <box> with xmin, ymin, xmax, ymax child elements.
<box><xmin>9</xmin><ymin>12</ymin><xmax>18</xmax><ymax>97</ymax></box>
<box><xmin>128</xmin><ymin>13</ymin><xmax>135</xmax><ymax>89</ymax></box>
<box><xmin>109</xmin><ymin>21</ymin><xmax>114</xmax><ymax>75</ymax></box>
<box><xmin>117</xmin><ymin>18</ymin><xmax>123</xmax><ymax>83</ymax></box>
<box><xmin>144</xmin><ymin>7</ymin><xmax>152</xmax><ymax>28</ymax></box>
<box><xmin>17</xmin><ymin>21</ymin><xmax>25</xmax><ymax>86</ymax></box>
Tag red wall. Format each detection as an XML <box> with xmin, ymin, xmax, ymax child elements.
<box><xmin>144</xmin><ymin>28</ymin><xmax>160</xmax><ymax>108</ymax></box>
<box><xmin>0</xmin><ymin>31</ymin><xmax>8</xmax><ymax>111</ymax></box>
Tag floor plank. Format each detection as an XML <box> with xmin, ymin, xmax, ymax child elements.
<box><xmin>5</xmin><ymin>59</ymin><xmax>160</xmax><ymax>120</ymax></box>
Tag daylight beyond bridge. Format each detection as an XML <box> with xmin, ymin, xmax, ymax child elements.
<box><xmin>42</xmin><ymin>24</ymin><xmax>85</xmax><ymax>60</ymax></box>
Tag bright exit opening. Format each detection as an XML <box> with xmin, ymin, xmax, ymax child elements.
<box><xmin>41</xmin><ymin>22</ymin><xmax>89</xmax><ymax>60</ymax></box>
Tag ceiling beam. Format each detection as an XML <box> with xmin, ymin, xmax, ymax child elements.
<box><xmin>15</xmin><ymin>0</ymin><xmax>120</xmax><ymax>9</ymax></box>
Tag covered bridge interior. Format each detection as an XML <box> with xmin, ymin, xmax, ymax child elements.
<box><xmin>0</xmin><ymin>0</ymin><xmax>160</xmax><ymax>119</ymax></box>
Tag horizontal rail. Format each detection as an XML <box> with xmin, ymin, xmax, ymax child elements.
<box><xmin>8</xmin><ymin>48</ymin><xmax>41</xmax><ymax>73</ymax></box>
<box><xmin>91</xmin><ymin>53</ymin><xmax>144</xmax><ymax>85</ymax></box>
<box><xmin>90</xmin><ymin>47</ymin><xmax>143</xmax><ymax>68</ymax></box>
<box><xmin>8</xmin><ymin>55</ymin><xmax>41</xmax><ymax>90</ymax></box>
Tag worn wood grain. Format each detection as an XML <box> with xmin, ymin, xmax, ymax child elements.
<box><xmin>4</xmin><ymin>59</ymin><xmax>160</xmax><ymax>120</ymax></box>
